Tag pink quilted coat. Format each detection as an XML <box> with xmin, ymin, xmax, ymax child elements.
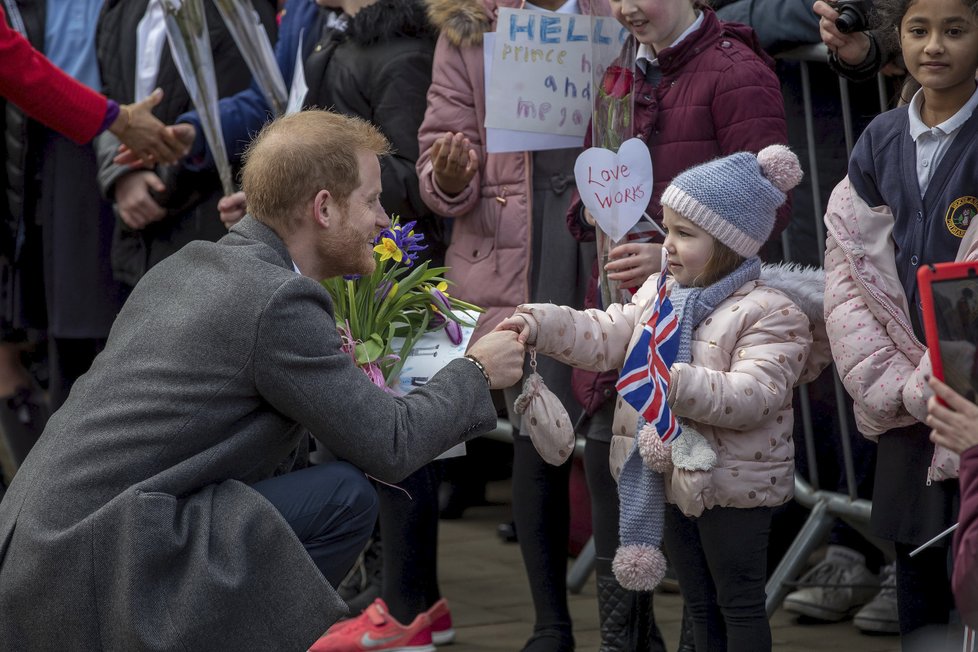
<box><xmin>513</xmin><ymin>264</ymin><xmax>827</xmax><ymax>516</ymax></box>
<box><xmin>417</xmin><ymin>0</ymin><xmax>606</xmax><ymax>343</ymax></box>
<box><xmin>823</xmin><ymin>178</ymin><xmax>978</xmax><ymax>481</ymax></box>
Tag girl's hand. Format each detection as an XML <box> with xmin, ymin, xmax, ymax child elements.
<box><xmin>927</xmin><ymin>377</ymin><xmax>978</xmax><ymax>455</ymax></box>
<box><xmin>218</xmin><ymin>191</ymin><xmax>248</xmax><ymax>228</ymax></box>
<box><xmin>606</xmin><ymin>242</ymin><xmax>662</xmax><ymax>288</ymax></box>
<box><xmin>495</xmin><ymin>315</ymin><xmax>534</xmax><ymax>345</ymax></box>
<box><xmin>583</xmin><ymin>208</ymin><xmax>596</xmax><ymax>226</ymax></box>
<box><xmin>812</xmin><ymin>0</ymin><xmax>872</xmax><ymax>66</ymax></box>
<box><xmin>429</xmin><ymin>132</ymin><xmax>478</xmax><ymax>196</ymax></box>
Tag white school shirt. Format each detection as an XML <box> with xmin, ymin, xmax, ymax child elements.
<box><xmin>635</xmin><ymin>11</ymin><xmax>704</xmax><ymax>74</ymax></box>
<box><xmin>135</xmin><ymin>0</ymin><xmax>167</xmax><ymax>102</ymax></box>
<box><xmin>907</xmin><ymin>83</ymin><xmax>978</xmax><ymax>196</ymax></box>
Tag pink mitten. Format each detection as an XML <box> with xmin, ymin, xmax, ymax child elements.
<box><xmin>513</xmin><ymin>349</ymin><xmax>575</xmax><ymax>466</ymax></box>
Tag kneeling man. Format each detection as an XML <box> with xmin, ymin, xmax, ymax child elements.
<box><xmin>0</xmin><ymin>111</ymin><xmax>524</xmax><ymax>650</ymax></box>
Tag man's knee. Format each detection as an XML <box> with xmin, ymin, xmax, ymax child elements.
<box><xmin>330</xmin><ymin>461</ymin><xmax>379</xmax><ymax>526</ymax></box>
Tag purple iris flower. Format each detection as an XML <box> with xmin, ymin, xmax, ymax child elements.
<box><xmin>429</xmin><ymin>287</ymin><xmax>452</xmax><ymax>313</ymax></box>
<box><xmin>430</xmin><ymin>312</ymin><xmax>463</xmax><ymax>345</ymax></box>
<box><xmin>390</xmin><ymin>220</ymin><xmax>428</xmax><ymax>266</ymax></box>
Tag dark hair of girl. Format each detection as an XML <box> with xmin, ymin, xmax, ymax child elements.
<box><xmin>872</xmin><ymin>0</ymin><xmax>978</xmax><ymax>58</ymax></box>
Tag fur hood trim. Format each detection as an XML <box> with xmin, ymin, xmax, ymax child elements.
<box><xmin>424</xmin><ymin>0</ymin><xmax>491</xmax><ymax>47</ymax></box>
<box><xmin>348</xmin><ymin>0</ymin><xmax>435</xmax><ymax>45</ymax></box>
<box><xmin>760</xmin><ymin>263</ymin><xmax>825</xmax><ymax>326</ymax></box>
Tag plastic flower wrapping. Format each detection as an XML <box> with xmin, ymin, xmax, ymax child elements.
<box><xmin>321</xmin><ymin>217</ymin><xmax>481</xmax><ymax>392</ymax></box>
<box><xmin>587</xmin><ymin>25</ymin><xmax>638</xmax><ymax>308</ymax></box>
<box><xmin>161</xmin><ymin>0</ymin><xmax>234</xmax><ymax>196</ymax></box>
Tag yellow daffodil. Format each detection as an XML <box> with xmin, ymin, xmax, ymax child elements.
<box><xmin>373</xmin><ymin>237</ymin><xmax>403</xmax><ymax>263</ymax></box>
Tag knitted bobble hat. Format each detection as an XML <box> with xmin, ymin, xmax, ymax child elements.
<box><xmin>660</xmin><ymin>145</ymin><xmax>803</xmax><ymax>258</ymax></box>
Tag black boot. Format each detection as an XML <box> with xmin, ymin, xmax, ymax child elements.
<box><xmin>0</xmin><ymin>385</ymin><xmax>50</xmax><ymax>481</ymax></box>
<box><xmin>595</xmin><ymin>558</ymin><xmax>666</xmax><ymax>652</ymax></box>
<box><xmin>676</xmin><ymin>604</ymin><xmax>696</xmax><ymax>652</ymax></box>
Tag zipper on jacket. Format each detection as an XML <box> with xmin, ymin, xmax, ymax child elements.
<box><xmin>830</xmin><ymin>234</ymin><xmax>923</xmax><ymax>350</ymax></box>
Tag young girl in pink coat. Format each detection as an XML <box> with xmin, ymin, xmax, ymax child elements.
<box><xmin>499</xmin><ymin>146</ymin><xmax>828</xmax><ymax>652</ymax></box>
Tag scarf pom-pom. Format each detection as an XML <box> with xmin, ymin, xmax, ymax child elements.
<box><xmin>638</xmin><ymin>424</ymin><xmax>673</xmax><ymax>473</ymax></box>
<box><xmin>612</xmin><ymin>543</ymin><xmax>668</xmax><ymax>591</ymax></box>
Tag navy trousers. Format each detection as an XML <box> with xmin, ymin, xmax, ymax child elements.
<box><xmin>252</xmin><ymin>461</ymin><xmax>378</xmax><ymax>587</ymax></box>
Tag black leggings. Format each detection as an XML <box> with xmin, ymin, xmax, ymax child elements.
<box><xmin>512</xmin><ymin>434</ymin><xmax>573</xmax><ymax>634</ymax></box>
<box><xmin>377</xmin><ymin>462</ymin><xmax>442</xmax><ymax>624</ymax></box>
<box><xmin>663</xmin><ymin>503</ymin><xmax>773</xmax><ymax>652</ymax></box>
<box><xmin>583</xmin><ymin>437</ymin><xmax>620</xmax><ymax>566</ymax></box>
<box><xmin>893</xmin><ymin>542</ymin><xmax>956</xmax><ymax>651</ymax></box>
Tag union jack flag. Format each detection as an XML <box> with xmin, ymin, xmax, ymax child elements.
<box><xmin>615</xmin><ymin>269</ymin><xmax>682</xmax><ymax>444</ymax></box>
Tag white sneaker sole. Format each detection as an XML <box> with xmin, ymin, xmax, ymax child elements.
<box><xmin>783</xmin><ymin>597</ymin><xmax>861</xmax><ymax>622</ymax></box>
<box><xmin>432</xmin><ymin>628</ymin><xmax>455</xmax><ymax>645</ymax></box>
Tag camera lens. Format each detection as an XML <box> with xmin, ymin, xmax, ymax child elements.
<box><xmin>835</xmin><ymin>6</ymin><xmax>866</xmax><ymax>33</ymax></box>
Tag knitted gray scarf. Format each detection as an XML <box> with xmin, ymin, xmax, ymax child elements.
<box><xmin>614</xmin><ymin>256</ymin><xmax>761</xmax><ymax>591</ymax></box>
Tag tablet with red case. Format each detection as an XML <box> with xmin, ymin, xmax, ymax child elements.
<box><xmin>918</xmin><ymin>261</ymin><xmax>978</xmax><ymax>404</ymax></box>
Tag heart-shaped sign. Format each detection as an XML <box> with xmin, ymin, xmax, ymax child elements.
<box><xmin>573</xmin><ymin>138</ymin><xmax>653</xmax><ymax>242</ymax></box>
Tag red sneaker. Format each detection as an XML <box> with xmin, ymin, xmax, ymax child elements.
<box><xmin>309</xmin><ymin>599</ymin><xmax>435</xmax><ymax>652</ymax></box>
<box><xmin>424</xmin><ymin>599</ymin><xmax>455</xmax><ymax>646</ymax></box>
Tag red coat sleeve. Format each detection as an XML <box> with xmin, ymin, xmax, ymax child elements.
<box><xmin>0</xmin><ymin>5</ymin><xmax>108</xmax><ymax>144</ymax></box>
<box><xmin>954</xmin><ymin>445</ymin><xmax>978</xmax><ymax>629</ymax></box>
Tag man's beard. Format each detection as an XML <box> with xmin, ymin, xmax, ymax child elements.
<box><xmin>320</xmin><ymin>215</ymin><xmax>375</xmax><ymax>277</ymax></box>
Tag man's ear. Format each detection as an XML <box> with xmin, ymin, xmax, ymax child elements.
<box><xmin>312</xmin><ymin>189</ymin><xmax>332</xmax><ymax>228</ymax></box>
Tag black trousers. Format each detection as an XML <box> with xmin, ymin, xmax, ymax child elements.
<box><xmin>664</xmin><ymin>503</ymin><xmax>774</xmax><ymax>652</ymax></box>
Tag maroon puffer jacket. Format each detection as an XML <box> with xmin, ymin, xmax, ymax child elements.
<box><xmin>568</xmin><ymin>8</ymin><xmax>790</xmax><ymax>416</ymax></box>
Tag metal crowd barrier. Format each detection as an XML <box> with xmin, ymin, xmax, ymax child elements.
<box><xmin>764</xmin><ymin>42</ymin><xmax>891</xmax><ymax>616</ymax></box>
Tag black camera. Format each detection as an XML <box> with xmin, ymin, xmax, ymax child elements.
<box><xmin>833</xmin><ymin>0</ymin><xmax>871</xmax><ymax>33</ymax></box>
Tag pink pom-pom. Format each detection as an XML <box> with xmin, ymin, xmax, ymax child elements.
<box><xmin>613</xmin><ymin>544</ymin><xmax>668</xmax><ymax>591</ymax></box>
<box><xmin>637</xmin><ymin>424</ymin><xmax>673</xmax><ymax>473</ymax></box>
<box><xmin>757</xmin><ymin>144</ymin><xmax>803</xmax><ymax>193</ymax></box>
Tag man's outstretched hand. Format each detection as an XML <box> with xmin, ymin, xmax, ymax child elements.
<box><xmin>114</xmin><ymin>117</ymin><xmax>196</xmax><ymax>168</ymax></box>
<box><xmin>467</xmin><ymin>330</ymin><xmax>525</xmax><ymax>389</ymax></box>
<box><xmin>107</xmin><ymin>89</ymin><xmax>191</xmax><ymax>166</ymax></box>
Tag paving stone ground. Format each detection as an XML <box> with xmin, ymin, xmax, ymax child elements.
<box><xmin>436</xmin><ymin>480</ymin><xmax>900</xmax><ymax>651</ymax></box>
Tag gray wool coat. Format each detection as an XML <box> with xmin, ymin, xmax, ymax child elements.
<box><xmin>0</xmin><ymin>216</ymin><xmax>497</xmax><ymax>650</ymax></box>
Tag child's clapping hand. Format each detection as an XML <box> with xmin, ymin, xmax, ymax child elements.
<box><xmin>495</xmin><ymin>314</ymin><xmax>535</xmax><ymax>345</ymax></box>
<box><xmin>429</xmin><ymin>131</ymin><xmax>478</xmax><ymax>196</ymax></box>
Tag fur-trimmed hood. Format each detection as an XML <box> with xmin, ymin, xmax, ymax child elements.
<box><xmin>347</xmin><ymin>0</ymin><xmax>435</xmax><ymax>45</ymax></box>
<box><xmin>424</xmin><ymin>0</ymin><xmax>492</xmax><ymax>47</ymax></box>
<box><xmin>760</xmin><ymin>263</ymin><xmax>825</xmax><ymax>327</ymax></box>
<box><xmin>760</xmin><ymin>262</ymin><xmax>831</xmax><ymax>386</ymax></box>
<box><xmin>424</xmin><ymin>0</ymin><xmax>607</xmax><ymax>48</ymax></box>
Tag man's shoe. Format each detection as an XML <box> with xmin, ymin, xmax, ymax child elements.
<box><xmin>424</xmin><ymin>599</ymin><xmax>455</xmax><ymax>645</ymax></box>
<box><xmin>783</xmin><ymin>545</ymin><xmax>879</xmax><ymax>622</ymax></box>
<box><xmin>853</xmin><ymin>562</ymin><xmax>900</xmax><ymax>634</ymax></box>
<box><xmin>309</xmin><ymin>598</ymin><xmax>435</xmax><ymax>652</ymax></box>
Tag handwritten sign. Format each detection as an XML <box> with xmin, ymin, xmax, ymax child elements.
<box><xmin>484</xmin><ymin>8</ymin><xmax>627</xmax><ymax>138</ymax></box>
<box><xmin>573</xmin><ymin>138</ymin><xmax>653</xmax><ymax>242</ymax></box>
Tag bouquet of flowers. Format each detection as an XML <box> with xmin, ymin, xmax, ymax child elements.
<box><xmin>321</xmin><ymin>218</ymin><xmax>481</xmax><ymax>391</ymax></box>
<box><xmin>593</xmin><ymin>61</ymin><xmax>637</xmax><ymax>307</ymax></box>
